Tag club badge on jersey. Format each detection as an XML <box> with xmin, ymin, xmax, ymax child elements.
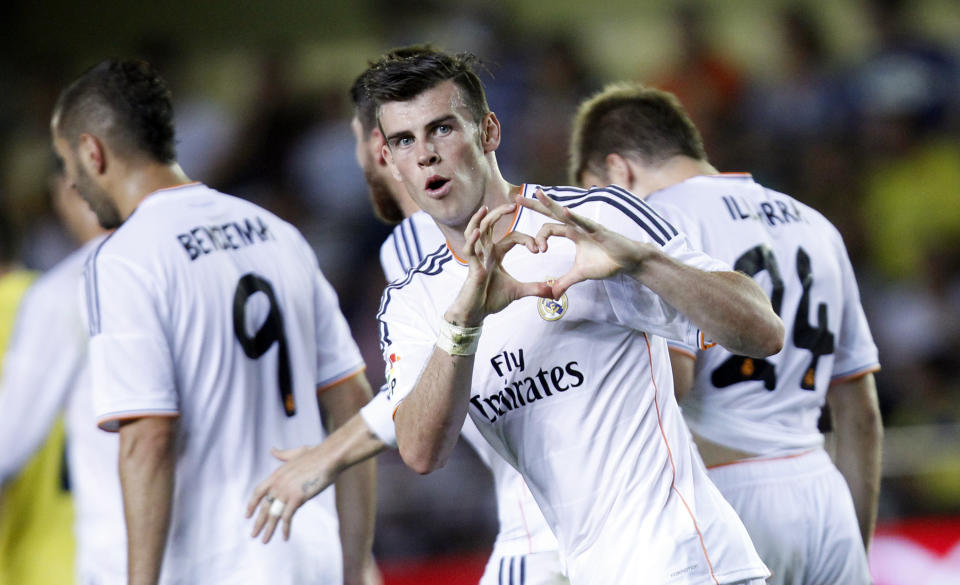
<box><xmin>537</xmin><ymin>279</ymin><xmax>568</xmax><ymax>322</ymax></box>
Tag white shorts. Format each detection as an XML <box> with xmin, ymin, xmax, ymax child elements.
<box><xmin>707</xmin><ymin>449</ymin><xmax>870</xmax><ymax>585</ymax></box>
<box><xmin>478</xmin><ymin>550</ymin><xmax>569</xmax><ymax>585</ymax></box>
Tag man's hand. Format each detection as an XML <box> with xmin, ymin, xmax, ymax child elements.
<box><xmin>444</xmin><ymin>202</ymin><xmax>553</xmax><ymax>326</ymax></box>
<box><xmin>246</xmin><ymin>446</ymin><xmax>329</xmax><ymax>543</ymax></box>
<box><xmin>518</xmin><ymin>188</ymin><xmax>655</xmax><ymax>298</ymax></box>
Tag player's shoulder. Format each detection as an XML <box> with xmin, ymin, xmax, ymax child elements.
<box><xmin>32</xmin><ymin>236</ymin><xmax>107</xmax><ymax>301</ymax></box>
<box><xmin>650</xmin><ymin>173</ymin><xmax>759</xmax><ymax>205</ymax></box>
<box><xmin>526</xmin><ymin>183</ymin><xmax>679</xmax><ymax>245</ymax></box>
<box><xmin>381</xmin><ymin>211</ymin><xmax>446</xmax><ymax>282</ymax></box>
<box><xmin>378</xmin><ymin>242</ymin><xmax>452</xmax><ymax>311</ymax></box>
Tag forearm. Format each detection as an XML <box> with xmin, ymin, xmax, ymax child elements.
<box><xmin>827</xmin><ymin>374</ymin><xmax>883</xmax><ymax>550</ymax></box>
<box><xmin>119</xmin><ymin>419</ymin><xmax>177</xmax><ymax>585</ymax></box>
<box><xmin>394</xmin><ymin>347</ymin><xmax>475</xmax><ymax>474</ymax></box>
<box><xmin>316</xmin><ymin>377</ymin><xmax>378</xmax><ymax>583</ymax></box>
<box><xmin>325</xmin><ymin>415</ymin><xmax>386</xmax><ymax>478</ymax></box>
<box><xmin>335</xmin><ymin>452</ymin><xmax>376</xmax><ymax>585</ymax></box>
<box><xmin>631</xmin><ymin>253</ymin><xmax>783</xmax><ymax>357</ymax></box>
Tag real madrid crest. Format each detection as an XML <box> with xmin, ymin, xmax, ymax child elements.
<box><xmin>538</xmin><ymin>279</ymin><xmax>568</xmax><ymax>321</ymax></box>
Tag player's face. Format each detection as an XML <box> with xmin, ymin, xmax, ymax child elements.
<box><xmin>379</xmin><ymin>80</ymin><xmax>493</xmax><ymax>232</ymax></box>
<box><xmin>51</xmin><ymin>130</ymin><xmax>122</xmax><ymax>230</ymax></box>
<box><xmin>352</xmin><ymin>116</ymin><xmax>404</xmax><ymax>222</ymax></box>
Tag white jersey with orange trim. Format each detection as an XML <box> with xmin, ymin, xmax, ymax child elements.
<box><xmin>85</xmin><ymin>183</ymin><xmax>364</xmax><ymax>585</ymax></box>
<box><xmin>0</xmin><ymin>235</ymin><xmax>126</xmax><ymax>583</ymax></box>
<box><xmin>645</xmin><ymin>174</ymin><xmax>880</xmax><ymax>457</ymax></box>
<box><xmin>378</xmin><ymin>210</ymin><xmax>563</xmax><ymax>564</ymax></box>
<box><xmin>378</xmin><ymin>183</ymin><xmax>769</xmax><ymax>585</ymax></box>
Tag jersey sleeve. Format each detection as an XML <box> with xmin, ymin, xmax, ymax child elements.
<box><xmin>313</xmin><ymin>268</ymin><xmax>365</xmax><ymax>390</ymax></box>
<box><xmin>830</xmin><ymin>230</ymin><xmax>880</xmax><ymax>381</ymax></box>
<box><xmin>359</xmin><ymin>389</ymin><xmax>397</xmax><ymax>447</ymax></box>
<box><xmin>376</xmin><ymin>280</ymin><xmax>438</xmax><ymax>415</ymax></box>
<box><xmin>0</xmin><ymin>277</ymin><xmax>85</xmax><ymax>482</ymax></box>
<box><xmin>645</xmin><ymin>196</ymin><xmax>726</xmax><ymax>354</ymax></box>
<box><xmin>87</xmin><ymin>252</ymin><xmax>178</xmax><ymax>432</ymax></box>
<box><xmin>567</xmin><ymin>187</ymin><xmax>730</xmax><ymax>347</ymax></box>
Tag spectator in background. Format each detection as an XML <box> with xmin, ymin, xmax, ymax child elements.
<box><xmin>649</xmin><ymin>1</ymin><xmax>745</xmax><ymax>170</ymax></box>
<box><xmin>0</xmin><ymin>205</ymin><xmax>73</xmax><ymax>585</ymax></box>
<box><xmin>0</xmin><ymin>166</ymin><xmax>121</xmax><ymax>584</ymax></box>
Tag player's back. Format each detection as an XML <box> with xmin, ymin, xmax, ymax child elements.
<box><xmin>647</xmin><ymin>174</ymin><xmax>878</xmax><ymax>457</ymax></box>
<box><xmin>88</xmin><ymin>183</ymin><xmax>349</xmax><ymax>584</ymax></box>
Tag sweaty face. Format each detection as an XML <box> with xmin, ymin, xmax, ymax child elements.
<box><xmin>52</xmin><ymin>132</ymin><xmax>122</xmax><ymax>230</ymax></box>
<box><xmin>379</xmin><ymin>80</ymin><xmax>490</xmax><ymax>232</ymax></box>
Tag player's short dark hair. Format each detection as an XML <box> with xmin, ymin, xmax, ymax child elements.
<box><xmin>54</xmin><ymin>59</ymin><xmax>177</xmax><ymax>164</ymax></box>
<box><xmin>350</xmin><ymin>44</ymin><xmax>440</xmax><ymax>135</ymax></box>
<box><xmin>356</xmin><ymin>46</ymin><xmax>490</xmax><ymax>130</ymax></box>
<box><xmin>569</xmin><ymin>83</ymin><xmax>707</xmax><ymax>184</ymax></box>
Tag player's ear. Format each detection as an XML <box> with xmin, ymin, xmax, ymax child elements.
<box><xmin>78</xmin><ymin>133</ymin><xmax>106</xmax><ymax>175</ymax></box>
<box><xmin>480</xmin><ymin>112</ymin><xmax>500</xmax><ymax>153</ymax></box>
<box><xmin>381</xmin><ymin>142</ymin><xmax>402</xmax><ymax>182</ymax></box>
<box><xmin>370</xmin><ymin>129</ymin><xmax>388</xmax><ymax>166</ymax></box>
<box><xmin>604</xmin><ymin>153</ymin><xmax>632</xmax><ymax>190</ymax></box>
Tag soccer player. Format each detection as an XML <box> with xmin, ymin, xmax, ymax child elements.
<box><xmin>569</xmin><ymin>83</ymin><xmax>882</xmax><ymax>585</ymax></box>
<box><xmin>247</xmin><ymin>59</ymin><xmax>568</xmax><ymax>585</ymax></box>
<box><xmin>51</xmin><ymin>59</ymin><xmax>376</xmax><ymax>585</ymax></box>
<box><xmin>363</xmin><ymin>47</ymin><xmax>783</xmax><ymax>585</ymax></box>
<box><xmin>0</xmin><ymin>168</ymin><xmax>122</xmax><ymax>583</ymax></box>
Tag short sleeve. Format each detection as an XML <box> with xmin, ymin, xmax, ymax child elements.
<box><xmin>645</xmin><ymin>196</ymin><xmax>730</xmax><ymax>353</ymax></box>
<box><xmin>359</xmin><ymin>389</ymin><xmax>397</xmax><ymax>447</ymax></box>
<box><xmin>830</xmin><ymin>232</ymin><xmax>880</xmax><ymax>381</ymax></box>
<box><xmin>377</xmin><ymin>281</ymin><xmax>438</xmax><ymax>413</ymax></box>
<box><xmin>313</xmin><ymin>270</ymin><xmax>365</xmax><ymax>390</ymax></box>
<box><xmin>87</xmin><ymin>253</ymin><xmax>178</xmax><ymax>432</ymax></box>
<box><xmin>574</xmin><ymin>189</ymin><xmax>729</xmax><ymax>347</ymax></box>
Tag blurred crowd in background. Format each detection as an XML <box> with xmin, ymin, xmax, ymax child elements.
<box><xmin>1</xmin><ymin>0</ymin><xmax>959</xmax><ymax>561</ymax></box>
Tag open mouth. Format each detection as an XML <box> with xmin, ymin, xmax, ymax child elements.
<box><xmin>425</xmin><ymin>176</ymin><xmax>450</xmax><ymax>192</ymax></box>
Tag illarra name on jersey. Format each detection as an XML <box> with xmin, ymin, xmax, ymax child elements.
<box><xmin>470</xmin><ymin>347</ymin><xmax>585</xmax><ymax>423</ymax></box>
<box><xmin>175</xmin><ymin>216</ymin><xmax>275</xmax><ymax>261</ymax></box>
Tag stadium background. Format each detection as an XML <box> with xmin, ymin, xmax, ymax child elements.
<box><xmin>2</xmin><ymin>0</ymin><xmax>959</xmax><ymax>582</ymax></box>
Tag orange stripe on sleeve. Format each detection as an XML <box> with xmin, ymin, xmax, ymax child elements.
<box><xmin>830</xmin><ymin>365</ymin><xmax>880</xmax><ymax>386</ymax></box>
<box><xmin>97</xmin><ymin>411</ymin><xmax>180</xmax><ymax>432</ymax></box>
<box><xmin>316</xmin><ymin>366</ymin><xmax>367</xmax><ymax>394</ymax></box>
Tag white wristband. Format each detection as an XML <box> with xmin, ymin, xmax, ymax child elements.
<box><xmin>436</xmin><ymin>319</ymin><xmax>483</xmax><ymax>356</ymax></box>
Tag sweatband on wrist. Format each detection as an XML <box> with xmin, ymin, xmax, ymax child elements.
<box><xmin>436</xmin><ymin>319</ymin><xmax>483</xmax><ymax>356</ymax></box>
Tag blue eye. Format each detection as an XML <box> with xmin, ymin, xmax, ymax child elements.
<box><xmin>435</xmin><ymin>124</ymin><xmax>451</xmax><ymax>135</ymax></box>
<box><xmin>397</xmin><ymin>137</ymin><xmax>413</xmax><ymax>148</ymax></box>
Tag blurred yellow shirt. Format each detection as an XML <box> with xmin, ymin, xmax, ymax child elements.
<box><xmin>0</xmin><ymin>268</ymin><xmax>75</xmax><ymax>585</ymax></box>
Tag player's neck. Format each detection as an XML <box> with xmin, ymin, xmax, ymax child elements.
<box><xmin>115</xmin><ymin>162</ymin><xmax>192</xmax><ymax>220</ymax></box>
<box><xmin>441</xmin><ymin>176</ymin><xmax>520</xmax><ymax>253</ymax></box>
<box><xmin>396</xmin><ymin>190</ymin><xmax>421</xmax><ymax>219</ymax></box>
<box><xmin>628</xmin><ymin>157</ymin><xmax>718</xmax><ymax>198</ymax></box>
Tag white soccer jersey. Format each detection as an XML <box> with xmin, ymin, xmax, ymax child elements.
<box><xmin>379</xmin><ymin>210</ymin><xmax>442</xmax><ymax>283</ymax></box>
<box><xmin>646</xmin><ymin>174</ymin><xmax>880</xmax><ymax>456</ymax></box>
<box><xmin>0</xmin><ymin>236</ymin><xmax>125</xmax><ymax>583</ymax></box>
<box><xmin>85</xmin><ymin>183</ymin><xmax>364</xmax><ymax>585</ymax></box>
<box><xmin>378</xmin><ymin>184</ymin><xmax>768</xmax><ymax>585</ymax></box>
<box><xmin>377</xmin><ymin>211</ymin><xmax>561</xmax><ymax>561</ymax></box>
